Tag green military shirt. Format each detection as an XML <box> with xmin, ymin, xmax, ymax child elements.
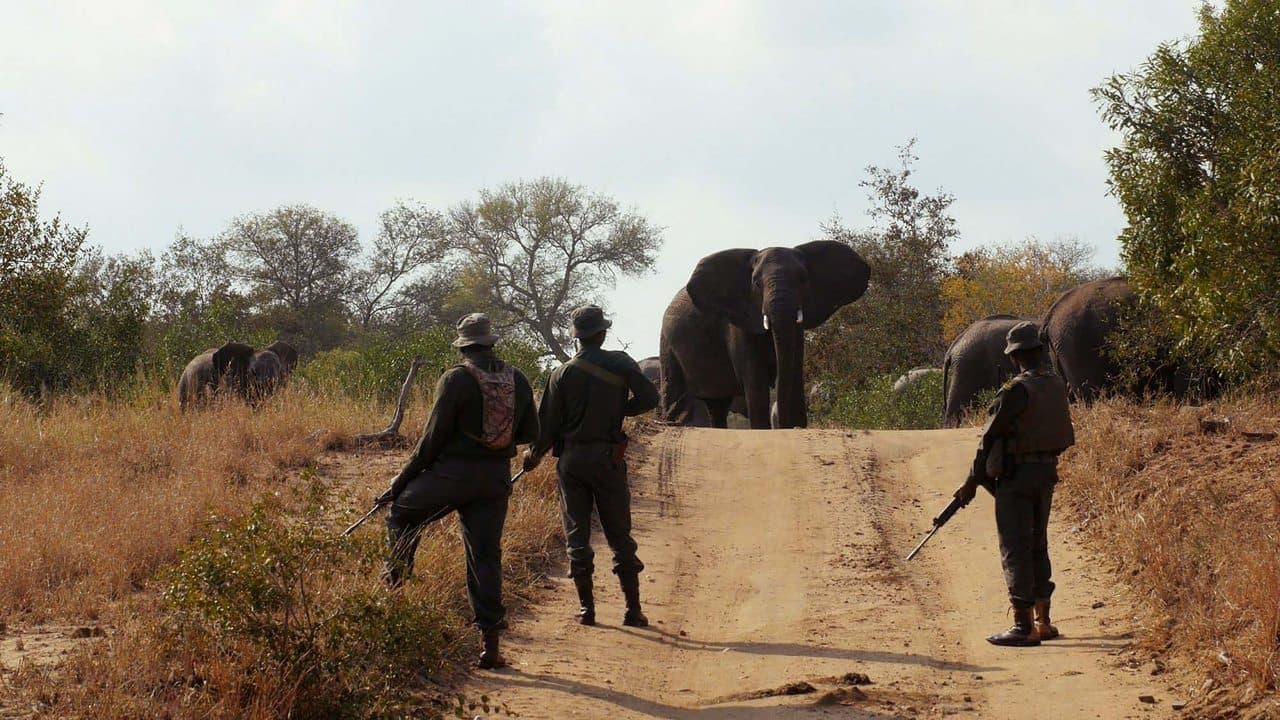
<box><xmin>389</xmin><ymin>348</ymin><xmax>539</xmax><ymax>495</ymax></box>
<box><xmin>532</xmin><ymin>345</ymin><xmax>659</xmax><ymax>457</ymax></box>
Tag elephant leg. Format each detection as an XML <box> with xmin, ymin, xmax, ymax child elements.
<box><xmin>704</xmin><ymin>398</ymin><xmax>731</xmax><ymax>429</ymax></box>
<box><xmin>745</xmin><ymin>386</ymin><xmax>771</xmax><ymax>430</ymax></box>
<box><xmin>658</xmin><ymin>349</ymin><xmax>690</xmax><ymax>424</ymax></box>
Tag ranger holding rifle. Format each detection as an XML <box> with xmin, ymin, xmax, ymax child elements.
<box><xmin>952</xmin><ymin>320</ymin><xmax>1075</xmax><ymax>647</ymax></box>
<box><xmin>523</xmin><ymin>305</ymin><xmax>660</xmax><ymax>628</ymax></box>
<box><xmin>376</xmin><ymin>313</ymin><xmax>539</xmax><ymax>669</ymax></box>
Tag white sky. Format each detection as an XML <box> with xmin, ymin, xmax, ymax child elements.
<box><xmin>0</xmin><ymin>1</ymin><xmax>1202</xmax><ymax>358</ymax></box>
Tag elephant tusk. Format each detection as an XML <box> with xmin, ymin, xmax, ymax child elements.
<box><xmin>796</xmin><ymin>309</ymin><xmax>804</xmax><ymax>324</ymax></box>
<box><xmin>762</xmin><ymin>314</ymin><xmax>770</xmax><ymax>331</ymax></box>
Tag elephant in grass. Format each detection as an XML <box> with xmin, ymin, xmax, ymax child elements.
<box><xmin>942</xmin><ymin>315</ymin><xmax>1029</xmax><ymax>428</ymax></box>
<box><xmin>264</xmin><ymin>340</ymin><xmax>299</xmax><ymax>377</ymax></box>
<box><xmin>177</xmin><ymin>342</ymin><xmax>256</xmax><ymax>411</ymax></box>
<box><xmin>177</xmin><ymin>340</ymin><xmax>297</xmax><ymax>411</ymax></box>
<box><xmin>659</xmin><ymin>241</ymin><xmax>870</xmax><ymax>429</ymax></box>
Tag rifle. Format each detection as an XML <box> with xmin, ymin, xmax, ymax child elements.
<box><xmin>340</xmin><ymin>469</ymin><xmax>527</xmax><ymax>537</ymax></box>
<box><xmin>905</xmin><ymin>494</ymin><xmax>971</xmax><ymax>561</ymax></box>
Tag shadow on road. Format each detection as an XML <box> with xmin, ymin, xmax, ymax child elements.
<box><xmin>486</xmin><ymin>670</ymin><xmax>922</xmax><ymax>719</ymax></box>
<box><xmin>608</xmin><ymin>626</ymin><xmax>1005</xmax><ymax>673</ymax></box>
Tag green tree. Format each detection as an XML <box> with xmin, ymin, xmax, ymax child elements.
<box><xmin>68</xmin><ymin>249</ymin><xmax>157</xmax><ymax>387</ymax></box>
<box><xmin>0</xmin><ymin>159</ymin><xmax>89</xmax><ymax>394</ymax></box>
<box><xmin>448</xmin><ymin>178</ymin><xmax>663</xmax><ymax>361</ymax></box>
<box><xmin>1093</xmin><ymin>0</ymin><xmax>1280</xmax><ymax>380</ymax></box>
<box><xmin>809</xmin><ymin>141</ymin><xmax>958</xmax><ymax>384</ymax></box>
<box><xmin>220</xmin><ymin>205</ymin><xmax>360</xmax><ymax>352</ymax></box>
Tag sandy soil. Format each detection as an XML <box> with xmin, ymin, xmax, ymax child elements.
<box><xmin>469</xmin><ymin>426</ymin><xmax>1178</xmax><ymax>719</ymax></box>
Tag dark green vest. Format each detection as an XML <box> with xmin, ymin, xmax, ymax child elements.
<box><xmin>1010</xmin><ymin>370</ymin><xmax>1075</xmax><ymax>454</ymax></box>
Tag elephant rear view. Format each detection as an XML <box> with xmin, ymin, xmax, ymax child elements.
<box><xmin>942</xmin><ymin>315</ymin><xmax>1026</xmax><ymax>428</ymax></box>
<box><xmin>659</xmin><ymin>241</ymin><xmax>869</xmax><ymax>429</ymax></box>
<box><xmin>176</xmin><ymin>342</ymin><xmax>256</xmax><ymax>411</ymax></box>
<box><xmin>1040</xmin><ymin>277</ymin><xmax>1136</xmax><ymax>402</ymax></box>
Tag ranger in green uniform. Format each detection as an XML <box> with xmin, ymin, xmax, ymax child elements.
<box><xmin>523</xmin><ymin>305</ymin><xmax>660</xmax><ymax>627</ymax></box>
<box><xmin>377</xmin><ymin>313</ymin><xmax>539</xmax><ymax>669</ymax></box>
<box><xmin>953</xmin><ymin>321</ymin><xmax>1075</xmax><ymax>647</ymax></box>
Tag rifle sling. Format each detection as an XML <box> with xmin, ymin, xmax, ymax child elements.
<box><xmin>567</xmin><ymin>357</ymin><xmax>625</xmax><ymax>387</ymax></box>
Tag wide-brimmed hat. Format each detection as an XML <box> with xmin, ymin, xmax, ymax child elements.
<box><xmin>570</xmin><ymin>305</ymin><xmax>613</xmax><ymax>338</ymax></box>
<box><xmin>453</xmin><ymin>313</ymin><xmax>500</xmax><ymax>348</ymax></box>
<box><xmin>1004</xmin><ymin>320</ymin><xmax>1043</xmax><ymax>355</ymax></box>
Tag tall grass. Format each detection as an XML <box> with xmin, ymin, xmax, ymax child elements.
<box><xmin>1</xmin><ymin>377</ymin><xmax>563</xmax><ymax>717</ymax></box>
<box><xmin>1059</xmin><ymin>396</ymin><xmax>1280</xmax><ymax>708</ymax></box>
<box><xmin>0</xmin><ymin>382</ymin><xmax>385</xmax><ymax>618</ymax></box>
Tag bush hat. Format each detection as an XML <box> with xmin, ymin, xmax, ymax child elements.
<box><xmin>1004</xmin><ymin>320</ymin><xmax>1043</xmax><ymax>355</ymax></box>
<box><xmin>453</xmin><ymin>313</ymin><xmax>500</xmax><ymax>348</ymax></box>
<box><xmin>570</xmin><ymin>305</ymin><xmax>613</xmax><ymax>338</ymax></box>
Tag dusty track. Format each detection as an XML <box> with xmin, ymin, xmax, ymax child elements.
<box><xmin>471</xmin><ymin>427</ymin><xmax>1172</xmax><ymax>718</ymax></box>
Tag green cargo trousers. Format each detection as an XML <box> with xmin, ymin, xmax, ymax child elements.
<box><xmin>994</xmin><ymin>462</ymin><xmax>1057</xmax><ymax>610</ymax></box>
<box><xmin>383</xmin><ymin>456</ymin><xmax>511</xmax><ymax>631</ymax></box>
<box><xmin>556</xmin><ymin>442</ymin><xmax>645</xmax><ymax>579</ymax></box>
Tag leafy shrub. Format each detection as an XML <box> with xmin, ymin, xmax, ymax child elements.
<box><xmin>300</xmin><ymin>328</ymin><xmax>546</xmax><ymax>402</ymax></box>
<box><xmin>161</xmin><ymin>490</ymin><xmax>456</xmax><ymax>718</ymax></box>
<box><xmin>812</xmin><ymin>370</ymin><xmax>944</xmax><ymax>430</ymax></box>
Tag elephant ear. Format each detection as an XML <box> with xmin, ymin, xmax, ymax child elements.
<box><xmin>213</xmin><ymin>342</ymin><xmax>255</xmax><ymax>374</ymax></box>
<box><xmin>266</xmin><ymin>341</ymin><xmax>298</xmax><ymax>372</ymax></box>
<box><xmin>796</xmin><ymin>240</ymin><xmax>870</xmax><ymax>329</ymax></box>
<box><xmin>686</xmin><ymin>248</ymin><xmax>765</xmax><ymax>334</ymax></box>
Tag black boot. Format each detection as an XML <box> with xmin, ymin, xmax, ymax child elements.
<box><xmin>619</xmin><ymin>573</ymin><xmax>648</xmax><ymax>628</ymax></box>
<box><xmin>477</xmin><ymin>627</ymin><xmax>507</xmax><ymax>669</ymax></box>
<box><xmin>986</xmin><ymin>606</ymin><xmax>1040</xmax><ymax>647</ymax></box>
<box><xmin>573</xmin><ymin>575</ymin><xmax>596</xmax><ymax>626</ymax></box>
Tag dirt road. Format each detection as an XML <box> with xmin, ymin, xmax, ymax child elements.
<box><xmin>471</xmin><ymin>427</ymin><xmax>1173</xmax><ymax>718</ymax></box>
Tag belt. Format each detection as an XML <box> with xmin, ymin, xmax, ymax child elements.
<box><xmin>1011</xmin><ymin>452</ymin><xmax>1058</xmax><ymax>464</ymax></box>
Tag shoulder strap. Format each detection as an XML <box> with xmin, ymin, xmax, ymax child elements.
<box><xmin>567</xmin><ymin>357</ymin><xmax>625</xmax><ymax>387</ymax></box>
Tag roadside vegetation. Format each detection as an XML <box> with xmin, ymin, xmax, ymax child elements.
<box><xmin>0</xmin><ymin>379</ymin><xmax>561</xmax><ymax>718</ymax></box>
<box><xmin>1059</xmin><ymin>397</ymin><xmax>1280</xmax><ymax>718</ymax></box>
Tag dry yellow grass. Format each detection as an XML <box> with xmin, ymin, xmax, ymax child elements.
<box><xmin>0</xmin><ymin>380</ymin><xmax>565</xmax><ymax>718</ymax></box>
<box><xmin>0</xmin><ymin>383</ymin><xmax>386</xmax><ymax>619</ymax></box>
<box><xmin>1059</xmin><ymin>396</ymin><xmax>1280</xmax><ymax>717</ymax></box>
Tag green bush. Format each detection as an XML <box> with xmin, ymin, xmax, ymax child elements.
<box><xmin>813</xmin><ymin>370</ymin><xmax>944</xmax><ymax>430</ymax></box>
<box><xmin>162</xmin><ymin>487</ymin><xmax>456</xmax><ymax>718</ymax></box>
<box><xmin>299</xmin><ymin>328</ymin><xmax>546</xmax><ymax>402</ymax></box>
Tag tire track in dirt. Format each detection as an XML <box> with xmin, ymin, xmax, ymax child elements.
<box><xmin>466</xmin><ymin>427</ymin><xmax>1176</xmax><ymax>718</ymax></box>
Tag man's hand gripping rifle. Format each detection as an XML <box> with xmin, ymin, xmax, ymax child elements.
<box><xmin>905</xmin><ymin>472</ymin><xmax>981</xmax><ymax>561</ymax></box>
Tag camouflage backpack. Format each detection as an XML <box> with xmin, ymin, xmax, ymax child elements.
<box><xmin>460</xmin><ymin>361</ymin><xmax>516</xmax><ymax>449</ymax></box>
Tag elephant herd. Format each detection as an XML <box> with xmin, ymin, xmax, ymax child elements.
<box><xmin>650</xmin><ymin>243</ymin><xmax>1193</xmax><ymax>430</ymax></box>
<box><xmin>176</xmin><ymin>340</ymin><xmax>298</xmax><ymax>411</ymax></box>
<box><xmin>930</xmin><ymin>276</ymin><xmax>1192</xmax><ymax>426</ymax></box>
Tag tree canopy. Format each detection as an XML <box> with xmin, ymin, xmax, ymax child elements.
<box><xmin>448</xmin><ymin>178</ymin><xmax>663</xmax><ymax>361</ymax></box>
<box><xmin>941</xmin><ymin>237</ymin><xmax>1104</xmax><ymax>340</ymax></box>
<box><xmin>1093</xmin><ymin>0</ymin><xmax>1280</xmax><ymax>380</ymax></box>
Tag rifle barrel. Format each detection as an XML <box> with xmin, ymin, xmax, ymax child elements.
<box><xmin>905</xmin><ymin>525</ymin><xmax>940</xmax><ymax>561</ymax></box>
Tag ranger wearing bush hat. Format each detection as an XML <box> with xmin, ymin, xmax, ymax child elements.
<box><xmin>954</xmin><ymin>320</ymin><xmax>1075</xmax><ymax>647</ymax></box>
<box><xmin>523</xmin><ymin>304</ymin><xmax>659</xmax><ymax>628</ymax></box>
<box><xmin>377</xmin><ymin>312</ymin><xmax>540</xmax><ymax>669</ymax></box>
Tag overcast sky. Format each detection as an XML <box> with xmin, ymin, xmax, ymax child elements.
<box><xmin>1</xmin><ymin>1</ymin><xmax>1203</xmax><ymax>358</ymax></box>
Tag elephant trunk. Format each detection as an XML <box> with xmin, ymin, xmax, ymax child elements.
<box><xmin>769</xmin><ymin>309</ymin><xmax>806</xmax><ymax>429</ymax></box>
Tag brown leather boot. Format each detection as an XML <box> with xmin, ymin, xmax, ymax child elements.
<box><xmin>986</xmin><ymin>606</ymin><xmax>1040</xmax><ymax>647</ymax></box>
<box><xmin>1034</xmin><ymin>599</ymin><xmax>1059</xmax><ymax>640</ymax></box>
<box><xmin>619</xmin><ymin>573</ymin><xmax>648</xmax><ymax>628</ymax></box>
<box><xmin>573</xmin><ymin>575</ymin><xmax>596</xmax><ymax>626</ymax></box>
<box><xmin>477</xmin><ymin>628</ymin><xmax>507</xmax><ymax>669</ymax></box>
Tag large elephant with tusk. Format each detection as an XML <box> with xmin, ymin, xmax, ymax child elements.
<box><xmin>657</xmin><ymin>242</ymin><xmax>870</xmax><ymax>429</ymax></box>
